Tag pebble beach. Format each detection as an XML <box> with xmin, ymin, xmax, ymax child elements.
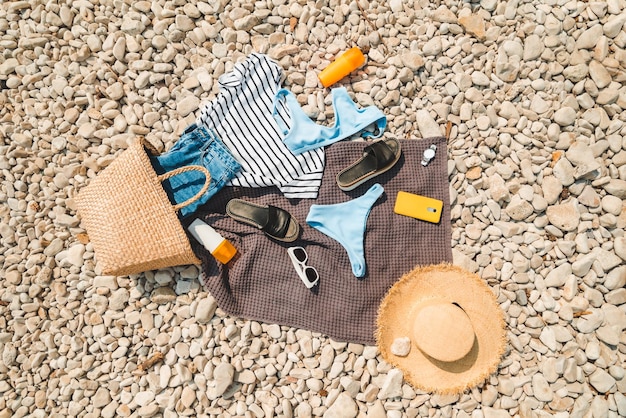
<box><xmin>1</xmin><ymin>0</ymin><xmax>626</xmax><ymax>417</ymax></box>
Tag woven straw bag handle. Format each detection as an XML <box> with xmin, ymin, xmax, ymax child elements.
<box><xmin>157</xmin><ymin>165</ymin><xmax>211</xmax><ymax>212</ymax></box>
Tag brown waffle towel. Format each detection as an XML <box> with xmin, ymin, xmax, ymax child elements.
<box><xmin>192</xmin><ymin>138</ymin><xmax>452</xmax><ymax>344</ymax></box>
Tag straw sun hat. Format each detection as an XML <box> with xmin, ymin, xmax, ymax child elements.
<box><xmin>376</xmin><ymin>263</ymin><xmax>507</xmax><ymax>394</ymax></box>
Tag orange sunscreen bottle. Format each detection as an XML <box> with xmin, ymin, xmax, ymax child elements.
<box><xmin>318</xmin><ymin>47</ymin><xmax>366</xmax><ymax>88</ymax></box>
<box><xmin>187</xmin><ymin>219</ymin><xmax>237</xmax><ymax>264</ymax></box>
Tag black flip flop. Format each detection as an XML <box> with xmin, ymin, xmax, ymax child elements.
<box><xmin>336</xmin><ymin>138</ymin><xmax>402</xmax><ymax>191</ymax></box>
<box><xmin>226</xmin><ymin>199</ymin><xmax>300</xmax><ymax>242</ymax></box>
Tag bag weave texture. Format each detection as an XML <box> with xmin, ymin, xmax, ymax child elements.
<box><xmin>75</xmin><ymin>138</ymin><xmax>208</xmax><ymax>276</ymax></box>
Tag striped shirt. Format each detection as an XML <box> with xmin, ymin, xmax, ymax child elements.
<box><xmin>196</xmin><ymin>53</ymin><xmax>325</xmax><ymax>199</ymax></box>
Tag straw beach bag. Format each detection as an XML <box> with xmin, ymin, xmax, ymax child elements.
<box><xmin>75</xmin><ymin>138</ymin><xmax>210</xmax><ymax>276</ymax></box>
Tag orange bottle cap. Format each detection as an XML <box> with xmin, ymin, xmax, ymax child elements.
<box><xmin>343</xmin><ymin>47</ymin><xmax>366</xmax><ymax>67</ymax></box>
<box><xmin>211</xmin><ymin>239</ymin><xmax>237</xmax><ymax>264</ymax></box>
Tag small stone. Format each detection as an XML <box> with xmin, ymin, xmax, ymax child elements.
<box><xmin>181</xmin><ymin>386</ymin><xmax>196</xmax><ymax>408</ymax></box>
<box><xmin>390</xmin><ymin>337</ymin><xmax>411</xmax><ymax>357</ymax></box>
<box><xmin>389</xmin><ymin>0</ymin><xmax>403</xmax><ymax>13</ymax></box>
<box><xmin>575</xmin><ymin>310</ymin><xmax>604</xmax><ymax>333</ymax></box>
<box><xmin>572</xmin><ymin>252</ymin><xmax>596</xmax><ymax>277</ymax></box>
<box><xmin>578</xmin><ymin>186</ymin><xmax>601</xmax><ymax>207</ymax></box>
<box><xmin>422</xmin><ymin>37</ymin><xmax>443</xmax><ymax>56</ymax></box>
<box><xmin>150</xmin><ymin>287</ymin><xmax>177</xmax><ymax>304</ymax></box>
<box><xmin>267</xmin><ymin>324</ymin><xmax>282</xmax><ymax>339</ymax></box>
<box><xmin>0</xmin><ymin>58</ymin><xmax>19</xmax><ymax>75</ymax></box>
<box><xmin>589</xmin><ymin>369</ymin><xmax>616</xmax><ymax>393</ymax></box>
<box><xmin>497</xmin><ymin>378</ymin><xmax>515</xmax><ymax>396</ymax></box>
<box><xmin>195</xmin><ymin>296</ymin><xmax>217</xmax><ymax>323</ymax></box>
<box><xmin>609</xmin><ymin>235</ymin><xmax>626</xmax><ymax>263</ymax></box>
<box><xmin>175</xmin><ymin>279</ymin><xmax>196</xmax><ymax>295</ymax></box>
<box><xmin>269</xmin><ymin>45</ymin><xmax>299</xmax><ymax>60</ymax></box>
<box><xmin>44</xmin><ymin>238</ymin><xmax>65</xmax><ymax>256</ymax></box>
<box><xmin>541</xmin><ymin>177</ymin><xmax>563</xmax><ymax>205</ymax></box>
<box><xmin>121</xmin><ymin>17</ymin><xmax>145</xmax><ymax>35</ymax></box>
<box><xmin>137</xmin><ymin>404</ymin><xmax>159</xmax><ymax>417</ymax></box>
<box><xmin>596</xmin><ymin>85</ymin><xmax>620</xmax><ymax>105</ymax></box>
<box><xmin>480</xmin><ymin>0</ymin><xmax>497</xmax><ymax>11</ymax></box>
<box><xmin>523</xmin><ymin>34</ymin><xmax>544</xmax><ymax>60</ymax></box>
<box><xmin>596</xmin><ymin>326</ymin><xmax>620</xmax><ymax>346</ymax></box>
<box><xmin>213</xmin><ymin>362</ymin><xmax>234</xmax><ymax>396</ymax></box>
<box><xmin>367</xmin><ymin>401</ymin><xmax>386</xmax><ymax>418</ymax></box>
<box><xmin>378</xmin><ymin>369</ymin><xmax>403</xmax><ymax>399</ymax></box>
<box><xmin>602</xmin><ymin>195</ymin><xmax>623</xmax><ymax>215</ymax></box>
<box><xmin>320</xmin><ymin>345</ymin><xmax>335</xmax><ymax>370</ymax></box>
<box><xmin>472</xmin><ymin>71</ymin><xmax>491</xmax><ymax>87</ymax></box>
<box><xmin>134</xmin><ymin>391</ymin><xmax>155</xmax><ymax>406</ymax></box>
<box><xmin>495</xmin><ymin>53</ymin><xmax>520</xmax><ymax>82</ymax></box>
<box><xmin>616</xmin><ymin>393</ymin><xmax>626</xmax><ymax>417</ymax></box>
<box><xmin>458</xmin><ymin>14</ymin><xmax>486</xmax><ymax>40</ymax></box>
<box><xmin>105</xmin><ymin>82</ymin><xmax>124</xmax><ymax>100</ymax></box>
<box><xmin>589</xmin><ymin>60</ymin><xmax>612</xmax><ymax>88</ymax></box>
<box><xmin>400</xmin><ymin>52</ymin><xmax>425</xmax><ymax>71</ymax></box>
<box><xmin>603</xmin><ymin>179</ymin><xmax>626</xmax><ymax>198</ymax></box>
<box><xmin>65</xmin><ymin>244</ymin><xmax>85</xmax><ymax>267</ymax></box>
<box><xmin>109</xmin><ymin>288</ymin><xmax>130</xmax><ymax>311</ymax></box>
<box><xmin>93</xmin><ymin>387</ymin><xmax>111</xmax><ymax>408</ymax></box>
<box><xmin>502</xmin><ymin>40</ymin><xmax>523</xmax><ymax>58</ymax></box>
<box><xmin>590</xmin><ymin>397</ymin><xmax>609</xmax><ymax>418</ymax></box>
<box><xmin>573</xmin><ymin>161</ymin><xmax>602</xmax><ymax>180</ymax></box>
<box><xmin>175</xmin><ymin>15</ymin><xmax>195</xmax><ymax>32</ymax></box>
<box><xmin>154</xmin><ymin>270</ymin><xmax>173</xmax><ymax>285</ymax></box>
<box><xmin>552</xmin><ymin>158</ymin><xmax>575</xmax><ymax>186</ymax></box>
<box><xmin>606</xmin><ymin>288</ymin><xmax>626</xmax><ymax>305</ymax></box>
<box><xmin>546</xmin><ymin>200</ymin><xmax>580</xmax><ymax>232</ymax></box>
<box><xmin>415</xmin><ymin>110</ymin><xmax>441</xmax><ymax>138</ymax></box>
<box><xmin>234</xmin><ymin>15</ymin><xmax>260</xmax><ymax>31</ymax></box>
<box><xmin>499</xmin><ymin>101</ymin><xmax>519</xmax><ymax>119</ymax></box>
<box><xmin>2</xmin><ymin>344</ymin><xmax>17</xmax><ymax>366</ymax></box>
<box><xmin>604</xmin><ymin>14</ymin><xmax>626</xmax><ymax>38</ymax></box>
<box><xmin>554</xmin><ymin>107</ymin><xmax>577</xmax><ymax>126</ymax></box>
<box><xmin>324</xmin><ymin>393</ymin><xmax>358</xmax><ymax>418</ymax></box>
<box><xmin>577</xmin><ymin>25</ymin><xmax>604</xmax><ymax>49</ymax></box>
<box><xmin>212</xmin><ymin>43</ymin><xmax>229</xmax><ymax>58</ymax></box>
<box><xmin>177</xmin><ymin>96</ymin><xmax>200</xmax><ymax>117</ymax></box>
<box><xmin>505</xmin><ymin>196</ymin><xmax>534</xmax><ymax>221</ymax></box>
<box><xmin>532</xmin><ymin>373</ymin><xmax>553</xmax><ymax>402</ymax></box>
<box><xmin>352</xmin><ymin>80</ymin><xmax>372</xmax><ymax>93</ymax></box>
<box><xmin>566</xmin><ymin>142</ymin><xmax>595</xmax><ymax>166</ymax></box>
<box><xmin>236</xmin><ymin>370</ymin><xmax>256</xmax><ymax>384</ymax></box>
<box><xmin>539</xmin><ymin>327</ymin><xmax>557</xmax><ymax>351</ymax></box>
<box><xmin>595</xmin><ymin>248</ymin><xmax>623</xmax><ymax>271</ymax></box>
<box><xmin>604</xmin><ymin>266</ymin><xmax>626</xmax><ymax>290</ymax></box>
<box><xmin>545</xmin><ymin>263</ymin><xmax>571</xmax><ymax>287</ymax></box>
<box><xmin>530</xmin><ymin>96</ymin><xmax>550</xmax><ymax>114</ymax></box>
<box><xmin>489</xmin><ymin>174</ymin><xmax>510</xmax><ymax>202</ymax></box>
<box><xmin>5</xmin><ymin>270</ymin><xmax>20</xmax><ymax>285</ymax></box>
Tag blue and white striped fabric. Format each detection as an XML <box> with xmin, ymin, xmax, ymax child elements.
<box><xmin>196</xmin><ymin>53</ymin><xmax>325</xmax><ymax>199</ymax></box>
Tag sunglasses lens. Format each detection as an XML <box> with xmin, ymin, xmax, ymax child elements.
<box><xmin>304</xmin><ymin>267</ymin><xmax>318</xmax><ymax>283</ymax></box>
<box><xmin>293</xmin><ymin>248</ymin><xmax>307</xmax><ymax>262</ymax></box>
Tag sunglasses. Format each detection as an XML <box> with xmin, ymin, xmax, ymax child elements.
<box><xmin>287</xmin><ymin>246</ymin><xmax>320</xmax><ymax>289</ymax></box>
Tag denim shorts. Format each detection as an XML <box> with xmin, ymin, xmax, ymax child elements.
<box><xmin>151</xmin><ymin>124</ymin><xmax>242</xmax><ymax>218</ymax></box>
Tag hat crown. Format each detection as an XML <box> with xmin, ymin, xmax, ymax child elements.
<box><xmin>412</xmin><ymin>300</ymin><xmax>475</xmax><ymax>362</ymax></box>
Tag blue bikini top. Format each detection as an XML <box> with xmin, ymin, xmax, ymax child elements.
<box><xmin>273</xmin><ymin>87</ymin><xmax>387</xmax><ymax>155</ymax></box>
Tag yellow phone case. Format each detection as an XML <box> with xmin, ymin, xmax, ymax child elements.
<box><xmin>394</xmin><ymin>191</ymin><xmax>443</xmax><ymax>223</ymax></box>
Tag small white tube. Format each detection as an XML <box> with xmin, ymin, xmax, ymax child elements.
<box><xmin>187</xmin><ymin>219</ymin><xmax>224</xmax><ymax>253</ymax></box>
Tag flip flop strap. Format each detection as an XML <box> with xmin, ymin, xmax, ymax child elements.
<box><xmin>364</xmin><ymin>141</ymin><xmax>394</xmax><ymax>169</ymax></box>
<box><xmin>261</xmin><ymin>205</ymin><xmax>291</xmax><ymax>238</ymax></box>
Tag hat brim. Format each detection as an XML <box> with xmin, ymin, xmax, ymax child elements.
<box><xmin>376</xmin><ymin>263</ymin><xmax>507</xmax><ymax>394</ymax></box>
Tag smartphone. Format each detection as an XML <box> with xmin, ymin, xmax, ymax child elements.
<box><xmin>394</xmin><ymin>191</ymin><xmax>443</xmax><ymax>224</ymax></box>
